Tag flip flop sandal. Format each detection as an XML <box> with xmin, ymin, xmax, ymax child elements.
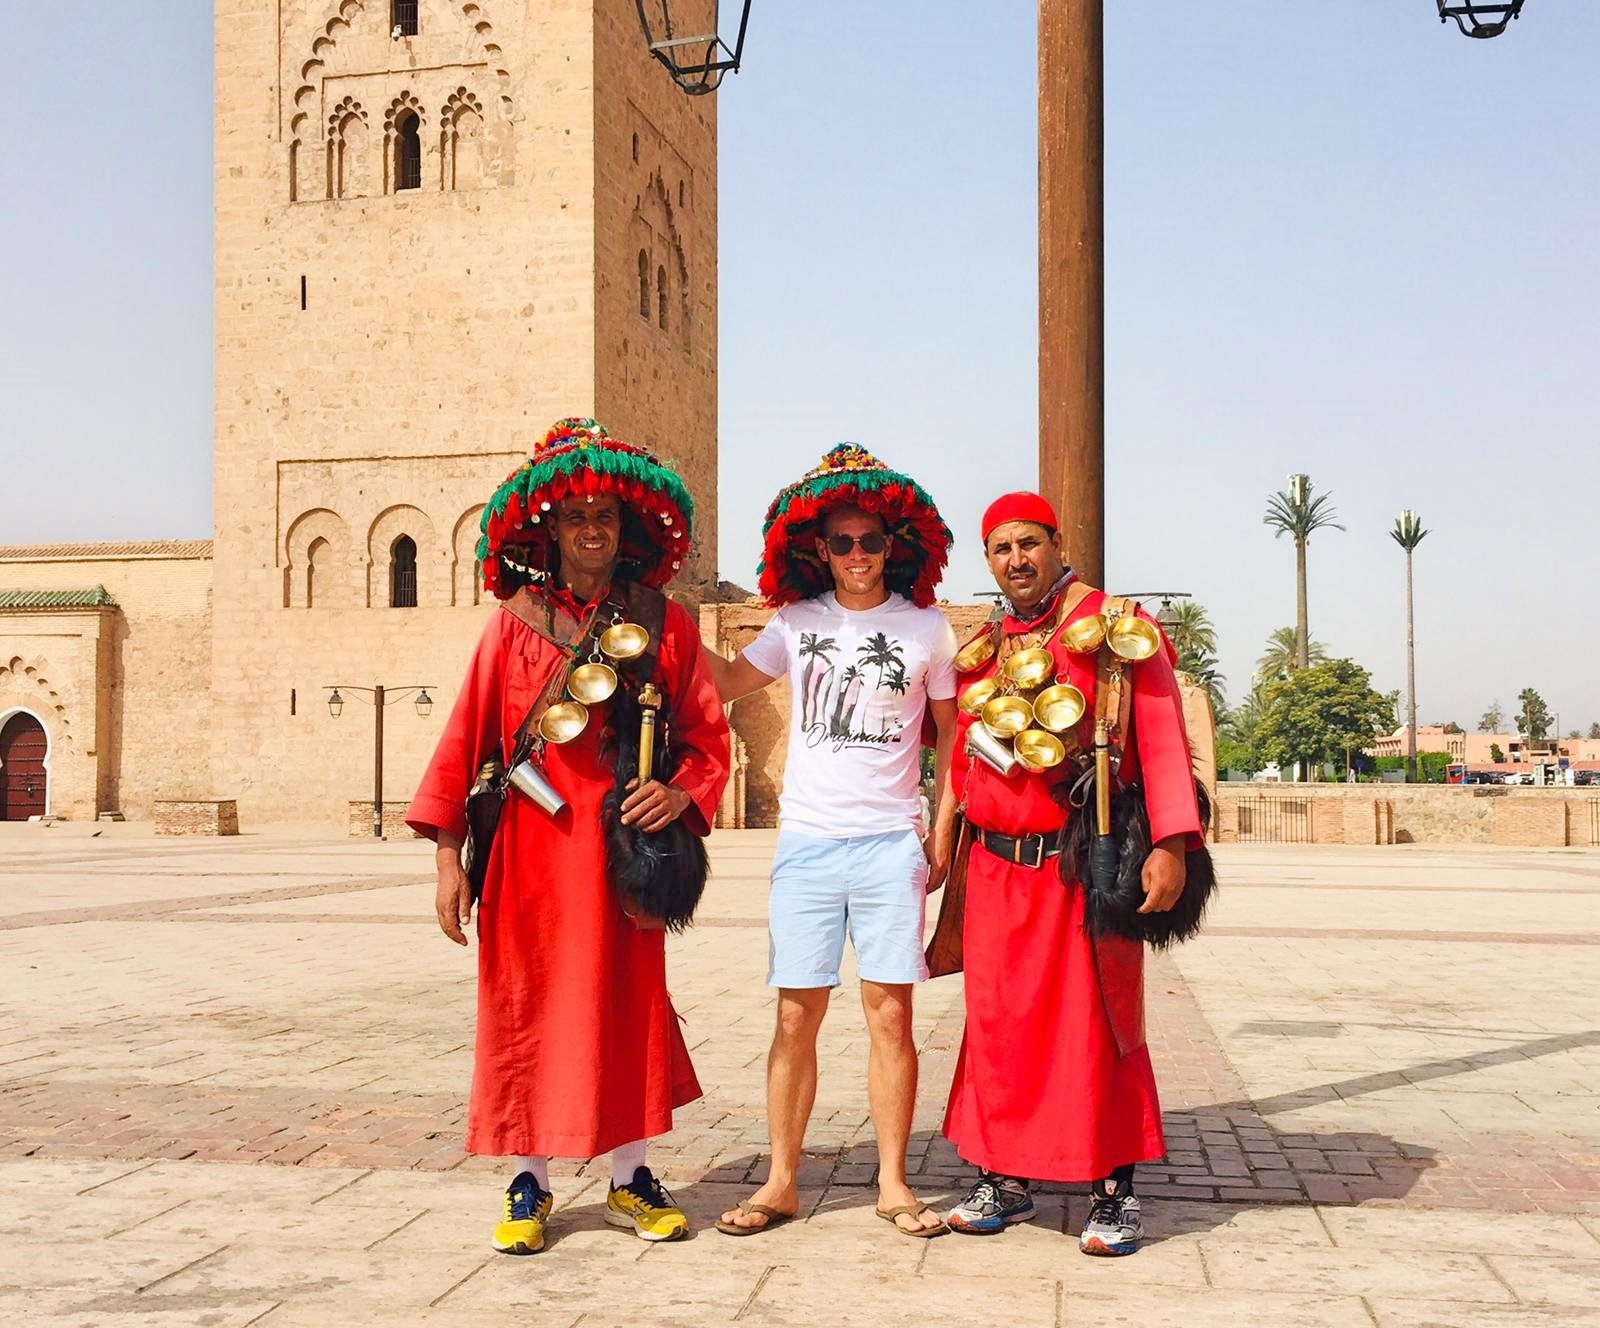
<box><xmin>714</xmin><ymin>1200</ymin><xmax>797</xmax><ymax>1237</ymax></box>
<box><xmin>876</xmin><ymin>1202</ymin><xmax>947</xmax><ymax>1238</ymax></box>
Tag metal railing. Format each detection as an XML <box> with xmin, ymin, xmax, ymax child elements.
<box><xmin>1588</xmin><ymin>799</ymin><xmax>1600</xmax><ymax>847</ymax></box>
<box><xmin>1236</xmin><ymin>794</ymin><xmax>1312</xmax><ymax>844</ymax></box>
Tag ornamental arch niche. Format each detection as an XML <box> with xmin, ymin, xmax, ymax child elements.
<box><xmin>367</xmin><ymin>504</ymin><xmax>444</xmax><ymax>607</ymax></box>
<box><xmin>452</xmin><ymin>504</ymin><xmax>487</xmax><ymax>606</ymax></box>
<box><xmin>284</xmin><ymin>508</ymin><xmax>356</xmax><ymax>607</ymax></box>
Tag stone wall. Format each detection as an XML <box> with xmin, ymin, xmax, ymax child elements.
<box><xmin>155</xmin><ymin>799</ymin><xmax>240</xmax><ymax>836</ymax></box>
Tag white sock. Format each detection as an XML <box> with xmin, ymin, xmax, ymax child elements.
<box><xmin>610</xmin><ymin>1139</ymin><xmax>647</xmax><ymax>1188</ymax></box>
<box><xmin>510</xmin><ymin>1155</ymin><xmax>550</xmax><ymax>1191</ymax></box>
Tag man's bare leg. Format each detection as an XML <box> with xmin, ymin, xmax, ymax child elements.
<box><xmin>860</xmin><ymin>980</ymin><xmax>942</xmax><ymax>1232</ymax></box>
<box><xmin>719</xmin><ymin>986</ymin><xmax>830</xmax><ymax>1230</ymax></box>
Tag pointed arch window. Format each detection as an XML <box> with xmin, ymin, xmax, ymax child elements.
<box><xmin>390</xmin><ymin>535</ymin><xmax>418</xmax><ymax>607</ymax></box>
<box><xmin>392</xmin><ymin>0</ymin><xmax>419</xmax><ymax>37</ymax></box>
<box><xmin>638</xmin><ymin>250</ymin><xmax>651</xmax><ymax>319</ymax></box>
<box><xmin>395</xmin><ymin>111</ymin><xmax>422</xmax><ymax>191</ymax></box>
<box><xmin>657</xmin><ymin>265</ymin><xmax>669</xmax><ymax>331</ymax></box>
<box><xmin>306</xmin><ymin>537</ymin><xmax>329</xmax><ymax>608</ymax></box>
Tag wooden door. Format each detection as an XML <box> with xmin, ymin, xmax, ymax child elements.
<box><xmin>0</xmin><ymin>713</ymin><xmax>48</xmax><ymax>820</ymax></box>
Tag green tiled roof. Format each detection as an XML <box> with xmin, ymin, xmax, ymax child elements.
<box><xmin>0</xmin><ymin>586</ymin><xmax>119</xmax><ymax>610</ymax></box>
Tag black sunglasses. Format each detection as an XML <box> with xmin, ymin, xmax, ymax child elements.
<box><xmin>823</xmin><ymin>532</ymin><xmax>888</xmax><ymax>556</ymax></box>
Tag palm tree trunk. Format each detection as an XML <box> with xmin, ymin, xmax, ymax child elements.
<box><xmin>1294</xmin><ymin>536</ymin><xmax>1309</xmax><ymax>670</ymax></box>
<box><xmin>1405</xmin><ymin>549</ymin><xmax>1418</xmax><ymax>784</ymax></box>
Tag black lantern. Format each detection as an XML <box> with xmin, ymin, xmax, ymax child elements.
<box><xmin>1437</xmin><ymin>1</ymin><xmax>1525</xmax><ymax>38</ymax></box>
<box><xmin>327</xmin><ymin>688</ymin><xmax>345</xmax><ymax>719</ymax></box>
<box><xmin>634</xmin><ymin>0</ymin><xmax>752</xmax><ymax>95</ymax></box>
<box><xmin>1154</xmin><ymin>597</ymin><xmax>1182</xmax><ymax>635</ymax></box>
<box><xmin>414</xmin><ymin>689</ymin><xmax>433</xmax><ymax>718</ymax></box>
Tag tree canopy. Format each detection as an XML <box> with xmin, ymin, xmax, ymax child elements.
<box><xmin>1517</xmin><ymin>688</ymin><xmax>1552</xmax><ymax>741</ymax></box>
<box><xmin>1257</xmin><ymin>626</ymin><xmax>1327</xmax><ymax>683</ymax></box>
<box><xmin>1478</xmin><ymin>700</ymin><xmax>1504</xmax><ymax>733</ymax></box>
<box><xmin>1255</xmin><ymin>658</ymin><xmax>1397</xmax><ymax>775</ymax></box>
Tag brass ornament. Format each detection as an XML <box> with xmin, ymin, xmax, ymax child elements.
<box><xmin>599</xmin><ymin>621</ymin><xmax>649</xmax><ymax>661</ymax></box>
<box><xmin>1063</xmin><ymin>613</ymin><xmax>1108</xmax><ymax>654</ymax></box>
<box><xmin>980</xmin><ymin>694</ymin><xmax>1032</xmax><ymax>739</ymax></box>
<box><xmin>1014</xmin><ymin>729</ymin><xmax>1067</xmax><ymax>771</ymax></box>
<box><xmin>1032</xmin><ymin>682</ymin><xmax>1087</xmax><ymax>733</ymax></box>
<box><xmin>958</xmin><ymin>675</ymin><xmax>1001</xmax><ymax>716</ymax></box>
<box><xmin>538</xmin><ymin>700</ymin><xmax>590</xmax><ymax>744</ymax></box>
<box><xmin>954</xmin><ymin>630</ymin><xmax>998</xmax><ymax>673</ymax></box>
<box><xmin>567</xmin><ymin>660</ymin><xmax>619</xmax><ymax>704</ymax></box>
<box><xmin>1108</xmin><ymin>615</ymin><xmax>1161</xmax><ymax>662</ymax></box>
<box><xmin>1002</xmin><ymin>647</ymin><xmax>1056</xmax><ymax>690</ymax></box>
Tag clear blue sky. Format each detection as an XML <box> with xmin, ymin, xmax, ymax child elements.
<box><xmin>3</xmin><ymin>3</ymin><xmax>1596</xmax><ymax>733</ymax></box>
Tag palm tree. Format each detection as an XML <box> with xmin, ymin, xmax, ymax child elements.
<box><xmin>1390</xmin><ymin>510</ymin><xmax>1429</xmax><ymax>783</ymax></box>
<box><xmin>1165</xmin><ymin>600</ymin><xmax>1217</xmax><ymax>658</ymax></box>
<box><xmin>797</xmin><ymin>632</ymin><xmax>837</xmax><ymax>729</ymax></box>
<box><xmin>1176</xmin><ymin>649</ymin><xmax>1226</xmax><ymax>718</ymax></box>
<box><xmin>856</xmin><ymin>632</ymin><xmax>902</xmax><ymax>688</ymax></box>
<box><xmin>1257</xmin><ymin>626</ymin><xmax>1327</xmax><ymax>683</ymax></box>
<box><xmin>1264</xmin><ymin>473</ymin><xmax>1344</xmax><ymax>669</ymax></box>
<box><xmin>830</xmin><ymin>665</ymin><xmax>863</xmax><ymax>736</ymax></box>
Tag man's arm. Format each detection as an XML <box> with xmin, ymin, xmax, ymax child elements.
<box><xmin>924</xmin><ymin>696</ymin><xmax>958</xmax><ymax>890</ymax></box>
<box><xmin>700</xmin><ymin>644</ymin><xmax>779</xmax><ymax>704</ymax></box>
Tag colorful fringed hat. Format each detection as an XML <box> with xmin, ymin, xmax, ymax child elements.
<box><xmin>477</xmin><ymin>418</ymin><xmax>694</xmax><ymax>598</ymax></box>
<box><xmin>758</xmin><ymin>443</ymin><xmax>951</xmax><ymax>608</ymax></box>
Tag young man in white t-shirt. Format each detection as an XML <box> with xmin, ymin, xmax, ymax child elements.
<box><xmin>703</xmin><ymin>501</ymin><xmax>958</xmax><ymax>1237</ymax></box>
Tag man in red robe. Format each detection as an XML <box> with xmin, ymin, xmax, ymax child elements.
<box><xmin>938</xmin><ymin>491</ymin><xmax>1201</xmax><ymax>1256</ymax></box>
<box><xmin>407</xmin><ymin>420</ymin><xmax>730</xmax><ymax>1256</ymax></box>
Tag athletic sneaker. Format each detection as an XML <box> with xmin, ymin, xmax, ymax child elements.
<box><xmin>1079</xmin><ymin>1193</ymin><xmax>1143</xmax><ymax>1256</ymax></box>
<box><xmin>491</xmin><ymin>1171</ymin><xmax>553</xmax><ymax>1255</ymax></box>
<box><xmin>606</xmin><ymin>1165</ymin><xmax>689</xmax><ymax>1242</ymax></box>
<box><xmin>946</xmin><ymin>1172</ymin><xmax>1036</xmax><ymax>1235</ymax></box>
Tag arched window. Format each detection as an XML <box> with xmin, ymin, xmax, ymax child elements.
<box><xmin>392</xmin><ymin>0</ymin><xmax>419</xmax><ymax>37</ymax></box>
<box><xmin>657</xmin><ymin>265</ymin><xmax>669</xmax><ymax>331</ymax></box>
<box><xmin>390</xmin><ymin>535</ymin><xmax>418</xmax><ymax>607</ymax></box>
<box><xmin>638</xmin><ymin>250</ymin><xmax>651</xmax><ymax>319</ymax></box>
<box><xmin>395</xmin><ymin>112</ymin><xmax>422</xmax><ymax>191</ymax></box>
<box><xmin>306</xmin><ymin>537</ymin><xmax>328</xmax><ymax>608</ymax></box>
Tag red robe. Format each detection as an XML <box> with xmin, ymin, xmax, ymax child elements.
<box><xmin>942</xmin><ymin>581</ymin><xmax>1202</xmax><ymax>1182</ymax></box>
<box><xmin>407</xmin><ymin>592</ymin><xmax>730</xmax><ymax>1158</ymax></box>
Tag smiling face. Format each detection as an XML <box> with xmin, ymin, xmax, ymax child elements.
<box><xmin>816</xmin><ymin>505</ymin><xmax>891</xmax><ymax>601</ymax></box>
<box><xmin>984</xmin><ymin>519</ymin><xmax>1066</xmax><ymax>611</ymax></box>
<box><xmin>552</xmin><ymin>493</ymin><xmax>622</xmax><ymax>583</ymax></box>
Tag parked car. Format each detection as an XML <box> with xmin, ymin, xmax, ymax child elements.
<box><xmin>1502</xmin><ymin>772</ymin><xmax>1528</xmax><ymax>785</ymax></box>
<box><xmin>1574</xmin><ymin>770</ymin><xmax>1600</xmax><ymax>787</ymax></box>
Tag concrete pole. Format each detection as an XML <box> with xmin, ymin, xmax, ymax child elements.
<box><xmin>1039</xmin><ymin>0</ymin><xmax>1104</xmax><ymax>586</ymax></box>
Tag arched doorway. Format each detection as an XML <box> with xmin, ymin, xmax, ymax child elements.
<box><xmin>0</xmin><ymin>712</ymin><xmax>49</xmax><ymax>820</ymax></box>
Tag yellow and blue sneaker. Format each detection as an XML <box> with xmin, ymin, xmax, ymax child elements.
<box><xmin>491</xmin><ymin>1172</ymin><xmax>553</xmax><ymax>1255</ymax></box>
<box><xmin>605</xmin><ymin>1165</ymin><xmax>689</xmax><ymax>1242</ymax></box>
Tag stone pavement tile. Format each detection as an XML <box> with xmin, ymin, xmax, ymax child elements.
<box><xmin>0</xmin><ymin>1235</ymin><xmax>229</xmax><ymax>1294</ymax></box>
<box><xmin>1369</xmin><ymin>1303</ymin><xmax>1600</xmax><ymax>1328</ymax></box>
<box><xmin>0</xmin><ymin>1287</ymin><xmax>279</xmax><ymax>1328</ymax></box>
<box><xmin>1322</xmin><ymin>1207</ymin><xmax>1600</xmax><ymax>1257</ymax></box>
<box><xmin>52</xmin><ymin>1159</ymin><xmax>364</xmax><ymax>1206</ymax></box>
<box><xmin>252</xmin><ymin>1306</ymin><xmax>581</xmax><ymax>1328</ymax></box>
<box><xmin>1482</xmin><ymin>1253</ymin><xmax>1600</xmax><ymax>1307</ymax></box>
<box><xmin>742</xmin><ymin>1269</ymin><xmax>1059</xmax><ymax>1328</ymax></box>
<box><xmin>1061</xmin><ymin>1288</ymin><xmax>1375</xmax><ymax>1328</ymax></box>
<box><xmin>1102</xmin><ymin>1198</ymin><xmax>1335</xmax><ymax>1248</ymax></box>
<box><xmin>0</xmin><ymin>1158</ymin><xmax>152</xmax><ymax>1195</ymax></box>
<box><xmin>106</xmin><ymin>1196</ymin><xmax>434</xmax><ymax>1250</ymax></box>
<box><xmin>1198</xmin><ymin>1242</ymin><xmax>1514</xmax><ymax>1303</ymax></box>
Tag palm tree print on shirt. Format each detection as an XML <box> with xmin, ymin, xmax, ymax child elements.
<box><xmin>797</xmin><ymin>632</ymin><xmax>839</xmax><ymax>731</ymax></box>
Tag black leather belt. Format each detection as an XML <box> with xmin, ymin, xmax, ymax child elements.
<box><xmin>973</xmin><ymin>826</ymin><xmax>1063</xmax><ymax>871</ymax></box>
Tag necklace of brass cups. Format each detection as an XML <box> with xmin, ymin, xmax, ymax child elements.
<box><xmin>536</xmin><ymin>612</ymin><xmax>652</xmax><ymax>746</ymax></box>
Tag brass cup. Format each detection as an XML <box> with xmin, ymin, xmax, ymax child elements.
<box><xmin>1002</xmin><ymin>647</ymin><xmax>1056</xmax><ymax>690</ymax></box>
<box><xmin>1108</xmin><ymin>615</ymin><xmax>1162</xmax><ymax>661</ymax></box>
<box><xmin>980</xmin><ymin>694</ymin><xmax>1032</xmax><ymax>739</ymax></box>
<box><xmin>954</xmin><ymin>630</ymin><xmax>997</xmax><ymax>673</ymax></box>
<box><xmin>958</xmin><ymin>675</ymin><xmax>1001</xmax><ymax>716</ymax></box>
<box><xmin>538</xmin><ymin>700</ymin><xmax>589</xmax><ymax>745</ymax></box>
<box><xmin>1014</xmin><ymin>729</ymin><xmax>1067</xmax><ymax>771</ymax></box>
<box><xmin>1032</xmin><ymin>682</ymin><xmax>1087</xmax><ymax>733</ymax></box>
<box><xmin>598</xmin><ymin>621</ymin><xmax>649</xmax><ymax>661</ymax></box>
<box><xmin>567</xmin><ymin>661</ymin><xmax>618</xmax><ymax>704</ymax></box>
<box><xmin>1063</xmin><ymin>613</ymin><xmax>1108</xmax><ymax>654</ymax></box>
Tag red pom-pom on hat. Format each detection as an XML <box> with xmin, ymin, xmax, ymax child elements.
<box><xmin>981</xmin><ymin>491</ymin><xmax>1059</xmax><ymax>541</ymax></box>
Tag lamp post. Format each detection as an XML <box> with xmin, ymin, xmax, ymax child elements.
<box><xmin>1437</xmin><ymin>1</ymin><xmax>1526</xmax><ymax>38</ymax></box>
<box><xmin>326</xmin><ymin>684</ymin><xmax>435</xmax><ymax>838</ymax></box>
<box><xmin>634</xmin><ymin>0</ymin><xmax>752</xmax><ymax>95</ymax></box>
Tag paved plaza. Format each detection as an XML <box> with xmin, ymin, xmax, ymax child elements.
<box><xmin>2</xmin><ymin>826</ymin><xmax>1599</xmax><ymax>1327</ymax></box>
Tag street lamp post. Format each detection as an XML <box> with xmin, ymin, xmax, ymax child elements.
<box><xmin>1437</xmin><ymin>1</ymin><xmax>1526</xmax><ymax>39</ymax></box>
<box><xmin>326</xmin><ymin>684</ymin><xmax>435</xmax><ymax>839</ymax></box>
<box><xmin>634</xmin><ymin>0</ymin><xmax>753</xmax><ymax>95</ymax></box>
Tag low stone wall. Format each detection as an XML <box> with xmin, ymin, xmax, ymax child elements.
<box><xmin>1212</xmin><ymin>783</ymin><xmax>1600</xmax><ymax>848</ymax></box>
<box><xmin>154</xmin><ymin>799</ymin><xmax>239</xmax><ymax>836</ymax></box>
<box><xmin>347</xmin><ymin>801</ymin><xmax>421</xmax><ymax>839</ymax></box>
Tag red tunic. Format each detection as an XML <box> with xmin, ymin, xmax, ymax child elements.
<box><xmin>407</xmin><ymin>594</ymin><xmax>730</xmax><ymax>1158</ymax></box>
<box><xmin>942</xmin><ymin>582</ymin><xmax>1202</xmax><ymax>1182</ymax></box>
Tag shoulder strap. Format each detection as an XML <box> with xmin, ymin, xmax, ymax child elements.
<box><xmin>496</xmin><ymin>589</ymin><xmax>589</xmax><ymax>763</ymax></box>
<box><xmin>618</xmin><ymin>582</ymin><xmax>670</xmax><ymax>686</ymax></box>
<box><xmin>1094</xmin><ymin>596</ymin><xmax>1139</xmax><ymax>741</ymax></box>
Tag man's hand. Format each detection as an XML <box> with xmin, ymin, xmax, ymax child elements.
<box><xmin>1138</xmin><ymin>835</ymin><xmax>1187</xmax><ymax>914</ymax></box>
<box><xmin>435</xmin><ymin>840</ymin><xmax>474</xmax><ymax>945</ymax></box>
<box><xmin>923</xmin><ymin>822</ymin><xmax>952</xmax><ymax>893</ymax></box>
<box><xmin>621</xmin><ymin>778</ymin><xmax>691</xmax><ymax>833</ymax></box>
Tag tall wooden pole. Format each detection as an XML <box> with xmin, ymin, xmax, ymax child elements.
<box><xmin>373</xmin><ymin>683</ymin><xmax>385</xmax><ymax>840</ymax></box>
<box><xmin>1039</xmin><ymin>0</ymin><xmax>1104</xmax><ymax>586</ymax></box>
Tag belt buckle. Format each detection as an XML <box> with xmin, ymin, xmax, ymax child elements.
<box><xmin>1023</xmin><ymin>836</ymin><xmax>1043</xmax><ymax>870</ymax></box>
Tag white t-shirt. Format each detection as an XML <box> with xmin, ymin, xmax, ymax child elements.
<box><xmin>743</xmin><ymin>592</ymin><xmax>958</xmax><ymax>838</ymax></box>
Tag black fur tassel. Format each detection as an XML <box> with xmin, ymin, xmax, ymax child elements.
<box><xmin>600</xmin><ymin>676</ymin><xmax>709</xmax><ymax>933</ymax></box>
<box><xmin>1061</xmin><ymin>781</ymin><xmax>1217</xmax><ymax>949</ymax></box>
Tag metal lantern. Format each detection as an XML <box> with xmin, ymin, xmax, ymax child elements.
<box><xmin>327</xmin><ymin>688</ymin><xmax>345</xmax><ymax>719</ymax></box>
<box><xmin>1437</xmin><ymin>1</ymin><xmax>1525</xmax><ymax>38</ymax></box>
<box><xmin>414</xmin><ymin>689</ymin><xmax>433</xmax><ymax>718</ymax></box>
<box><xmin>634</xmin><ymin>0</ymin><xmax>752</xmax><ymax>95</ymax></box>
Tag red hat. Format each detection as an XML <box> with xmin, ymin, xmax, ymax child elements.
<box><xmin>981</xmin><ymin>491</ymin><xmax>1058</xmax><ymax>542</ymax></box>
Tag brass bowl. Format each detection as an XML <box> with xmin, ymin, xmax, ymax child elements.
<box><xmin>538</xmin><ymin>700</ymin><xmax>590</xmax><ymax>744</ymax></box>
<box><xmin>598</xmin><ymin>621</ymin><xmax>649</xmax><ymax>661</ymax></box>
<box><xmin>981</xmin><ymin>694</ymin><xmax>1033</xmax><ymax>739</ymax></box>
<box><xmin>1002</xmin><ymin>647</ymin><xmax>1056</xmax><ymax>690</ymax></box>
<box><xmin>958</xmin><ymin>676</ymin><xmax>1001</xmax><ymax>716</ymax></box>
<box><xmin>1108</xmin><ymin>615</ymin><xmax>1161</xmax><ymax>662</ymax></box>
<box><xmin>1063</xmin><ymin>613</ymin><xmax>1107</xmax><ymax>654</ymax></box>
<box><xmin>954</xmin><ymin>630</ymin><xmax>997</xmax><ymax>673</ymax></box>
<box><xmin>567</xmin><ymin>661</ymin><xmax>618</xmax><ymax>704</ymax></box>
<box><xmin>1015</xmin><ymin>729</ymin><xmax>1067</xmax><ymax>771</ymax></box>
<box><xmin>1032</xmin><ymin>682</ymin><xmax>1087</xmax><ymax>733</ymax></box>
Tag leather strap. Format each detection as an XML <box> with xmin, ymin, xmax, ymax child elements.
<box><xmin>973</xmin><ymin>826</ymin><xmax>1063</xmax><ymax>870</ymax></box>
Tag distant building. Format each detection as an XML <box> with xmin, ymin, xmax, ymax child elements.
<box><xmin>1371</xmin><ymin>725</ymin><xmax>1600</xmax><ymax>767</ymax></box>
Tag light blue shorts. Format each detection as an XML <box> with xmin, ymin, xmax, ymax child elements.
<box><xmin>767</xmin><ymin>829</ymin><xmax>930</xmax><ymax>988</ymax></box>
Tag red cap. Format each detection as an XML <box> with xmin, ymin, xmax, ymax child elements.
<box><xmin>981</xmin><ymin>491</ymin><xmax>1059</xmax><ymax>542</ymax></box>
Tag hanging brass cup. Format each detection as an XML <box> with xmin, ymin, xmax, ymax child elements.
<box><xmin>1108</xmin><ymin>615</ymin><xmax>1161</xmax><ymax>661</ymax></box>
<box><xmin>1063</xmin><ymin>613</ymin><xmax>1108</xmax><ymax>654</ymax></box>
<box><xmin>1032</xmin><ymin>682</ymin><xmax>1087</xmax><ymax>733</ymax></box>
<box><xmin>955</xmin><ymin>630</ymin><xmax>998</xmax><ymax>673</ymax></box>
<box><xmin>567</xmin><ymin>661</ymin><xmax>618</xmax><ymax>704</ymax></box>
<box><xmin>958</xmin><ymin>676</ymin><xmax>1001</xmax><ymax>716</ymax></box>
<box><xmin>1002</xmin><ymin>648</ymin><xmax>1056</xmax><ymax>690</ymax></box>
<box><xmin>599</xmin><ymin>621</ymin><xmax>649</xmax><ymax>661</ymax></box>
<box><xmin>981</xmin><ymin>694</ymin><xmax>1032</xmax><ymax>739</ymax></box>
<box><xmin>1014</xmin><ymin>729</ymin><xmax>1067</xmax><ymax>771</ymax></box>
<box><xmin>538</xmin><ymin>700</ymin><xmax>590</xmax><ymax>744</ymax></box>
